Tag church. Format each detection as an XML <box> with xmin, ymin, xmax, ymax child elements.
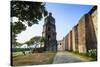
<box><xmin>42</xmin><ymin>13</ymin><xmax>57</xmax><ymax>51</ymax></box>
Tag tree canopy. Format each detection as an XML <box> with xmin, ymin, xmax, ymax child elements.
<box><xmin>11</xmin><ymin>1</ymin><xmax>48</xmax><ymax>46</ymax></box>
<box><xmin>25</xmin><ymin>36</ymin><xmax>42</xmax><ymax>45</ymax></box>
<box><xmin>11</xmin><ymin>21</ymin><xmax>26</xmax><ymax>34</ymax></box>
<box><xmin>11</xmin><ymin>1</ymin><xmax>48</xmax><ymax>34</ymax></box>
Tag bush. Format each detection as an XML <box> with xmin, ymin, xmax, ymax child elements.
<box><xmin>32</xmin><ymin>47</ymin><xmax>44</xmax><ymax>53</ymax></box>
<box><xmin>12</xmin><ymin>47</ymin><xmax>44</xmax><ymax>53</ymax></box>
<box><xmin>12</xmin><ymin>48</ymin><xmax>32</xmax><ymax>52</ymax></box>
<box><xmin>72</xmin><ymin>49</ymin><xmax>97</xmax><ymax>60</ymax></box>
<box><xmin>87</xmin><ymin>49</ymin><xmax>97</xmax><ymax>59</ymax></box>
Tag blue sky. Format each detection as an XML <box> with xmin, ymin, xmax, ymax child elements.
<box><xmin>16</xmin><ymin>2</ymin><xmax>93</xmax><ymax>43</ymax></box>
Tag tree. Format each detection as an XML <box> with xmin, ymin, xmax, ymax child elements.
<box><xmin>16</xmin><ymin>42</ymin><xmax>23</xmax><ymax>46</ymax></box>
<box><xmin>11</xmin><ymin>21</ymin><xmax>26</xmax><ymax>34</ymax></box>
<box><xmin>11</xmin><ymin>1</ymin><xmax>48</xmax><ymax>47</ymax></box>
<box><xmin>11</xmin><ymin>1</ymin><xmax>48</xmax><ymax>27</ymax></box>
<box><xmin>25</xmin><ymin>40</ymin><xmax>34</xmax><ymax>46</ymax></box>
<box><xmin>24</xmin><ymin>36</ymin><xmax>42</xmax><ymax>53</ymax></box>
<box><xmin>25</xmin><ymin>36</ymin><xmax>41</xmax><ymax>46</ymax></box>
<box><xmin>40</xmin><ymin>37</ymin><xmax>46</xmax><ymax>42</ymax></box>
<box><xmin>11</xmin><ymin>21</ymin><xmax>26</xmax><ymax>47</ymax></box>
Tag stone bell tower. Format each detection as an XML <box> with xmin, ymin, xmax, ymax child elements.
<box><xmin>42</xmin><ymin>13</ymin><xmax>57</xmax><ymax>51</ymax></box>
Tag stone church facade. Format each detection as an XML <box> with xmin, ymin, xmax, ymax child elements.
<box><xmin>42</xmin><ymin>13</ymin><xmax>57</xmax><ymax>51</ymax></box>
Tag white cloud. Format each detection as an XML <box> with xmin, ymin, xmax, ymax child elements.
<box><xmin>16</xmin><ymin>19</ymin><xmax>44</xmax><ymax>43</ymax></box>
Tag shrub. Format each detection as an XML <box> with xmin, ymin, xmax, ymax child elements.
<box><xmin>12</xmin><ymin>48</ymin><xmax>32</xmax><ymax>52</ymax></box>
<box><xmin>87</xmin><ymin>49</ymin><xmax>97</xmax><ymax>59</ymax></box>
<box><xmin>12</xmin><ymin>47</ymin><xmax>45</xmax><ymax>53</ymax></box>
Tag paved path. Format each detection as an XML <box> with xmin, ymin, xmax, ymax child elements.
<box><xmin>53</xmin><ymin>51</ymin><xmax>88</xmax><ymax>64</ymax></box>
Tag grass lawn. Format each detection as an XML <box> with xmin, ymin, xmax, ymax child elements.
<box><xmin>12</xmin><ymin>52</ymin><xmax>56</xmax><ymax>66</ymax></box>
<box><xmin>67</xmin><ymin>51</ymin><xmax>97</xmax><ymax>61</ymax></box>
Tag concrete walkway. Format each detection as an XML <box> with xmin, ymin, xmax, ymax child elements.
<box><xmin>53</xmin><ymin>51</ymin><xmax>88</xmax><ymax>64</ymax></box>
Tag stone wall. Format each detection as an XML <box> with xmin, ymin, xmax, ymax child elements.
<box><xmin>77</xmin><ymin>15</ymin><xmax>87</xmax><ymax>53</ymax></box>
<box><xmin>63</xmin><ymin>37</ymin><xmax>66</xmax><ymax>51</ymax></box>
<box><xmin>72</xmin><ymin>25</ymin><xmax>78</xmax><ymax>52</ymax></box>
<box><xmin>72</xmin><ymin>27</ymin><xmax>75</xmax><ymax>51</ymax></box>
<box><xmin>89</xmin><ymin>6</ymin><xmax>97</xmax><ymax>39</ymax></box>
<box><xmin>65</xmin><ymin>35</ymin><xmax>68</xmax><ymax>50</ymax></box>
<box><xmin>67</xmin><ymin>33</ymin><xmax>70</xmax><ymax>51</ymax></box>
<box><xmin>74</xmin><ymin>25</ymin><xmax>79</xmax><ymax>51</ymax></box>
<box><xmin>85</xmin><ymin>14</ymin><xmax>97</xmax><ymax>51</ymax></box>
<box><xmin>88</xmin><ymin>6</ymin><xmax>97</xmax><ymax>50</ymax></box>
<box><xmin>70</xmin><ymin>31</ymin><xmax>73</xmax><ymax>51</ymax></box>
<box><xmin>62</xmin><ymin>6</ymin><xmax>97</xmax><ymax>53</ymax></box>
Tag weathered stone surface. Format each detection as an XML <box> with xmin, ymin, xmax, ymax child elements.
<box><xmin>65</xmin><ymin>35</ymin><xmax>68</xmax><ymax>50</ymax></box>
<box><xmin>70</xmin><ymin>31</ymin><xmax>73</xmax><ymax>51</ymax></box>
<box><xmin>63</xmin><ymin>37</ymin><xmax>66</xmax><ymax>51</ymax></box>
<box><xmin>72</xmin><ymin>25</ymin><xmax>79</xmax><ymax>52</ymax></box>
<box><xmin>67</xmin><ymin>32</ymin><xmax>73</xmax><ymax>51</ymax></box>
<box><xmin>77</xmin><ymin>15</ymin><xmax>87</xmax><ymax>53</ymax></box>
<box><xmin>72</xmin><ymin>27</ymin><xmax>75</xmax><ymax>51</ymax></box>
<box><xmin>85</xmin><ymin>14</ymin><xmax>97</xmax><ymax>50</ymax></box>
<box><xmin>89</xmin><ymin>6</ymin><xmax>97</xmax><ymax>39</ymax></box>
<box><xmin>67</xmin><ymin>33</ymin><xmax>70</xmax><ymax>51</ymax></box>
<box><xmin>42</xmin><ymin>13</ymin><xmax>57</xmax><ymax>51</ymax></box>
<box><xmin>77</xmin><ymin>6</ymin><xmax>97</xmax><ymax>53</ymax></box>
<box><xmin>74</xmin><ymin>25</ymin><xmax>79</xmax><ymax>51</ymax></box>
<box><xmin>87</xmin><ymin>6</ymin><xmax>97</xmax><ymax>50</ymax></box>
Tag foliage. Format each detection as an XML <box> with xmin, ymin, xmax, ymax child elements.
<box><xmin>15</xmin><ymin>42</ymin><xmax>23</xmax><ymax>46</ymax></box>
<box><xmin>11</xmin><ymin>1</ymin><xmax>48</xmax><ymax>46</ymax></box>
<box><xmin>12</xmin><ymin>48</ymin><xmax>31</xmax><ymax>52</ymax></box>
<box><xmin>31</xmin><ymin>36</ymin><xmax>41</xmax><ymax>42</ymax></box>
<box><xmin>11</xmin><ymin>21</ymin><xmax>26</xmax><ymax>34</ymax></box>
<box><xmin>25</xmin><ymin>36</ymin><xmax>42</xmax><ymax>45</ymax></box>
<box><xmin>12</xmin><ymin>47</ymin><xmax>44</xmax><ymax>53</ymax></box>
<box><xmin>40</xmin><ymin>37</ymin><xmax>46</xmax><ymax>42</ymax></box>
<box><xmin>87</xmin><ymin>49</ymin><xmax>97</xmax><ymax>59</ymax></box>
<box><xmin>11</xmin><ymin>1</ymin><xmax>48</xmax><ymax>27</ymax></box>
<box><xmin>72</xmin><ymin>49</ymin><xmax>97</xmax><ymax>60</ymax></box>
<box><xmin>25</xmin><ymin>40</ymin><xmax>34</xmax><ymax>46</ymax></box>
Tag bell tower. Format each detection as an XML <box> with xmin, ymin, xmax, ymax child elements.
<box><xmin>42</xmin><ymin>13</ymin><xmax>57</xmax><ymax>51</ymax></box>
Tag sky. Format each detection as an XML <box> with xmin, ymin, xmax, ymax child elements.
<box><xmin>16</xmin><ymin>2</ymin><xmax>93</xmax><ymax>43</ymax></box>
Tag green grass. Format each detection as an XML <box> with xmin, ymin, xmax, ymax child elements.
<box><xmin>12</xmin><ymin>52</ymin><xmax>56</xmax><ymax>66</ymax></box>
<box><xmin>71</xmin><ymin>51</ymin><xmax>97</xmax><ymax>61</ymax></box>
